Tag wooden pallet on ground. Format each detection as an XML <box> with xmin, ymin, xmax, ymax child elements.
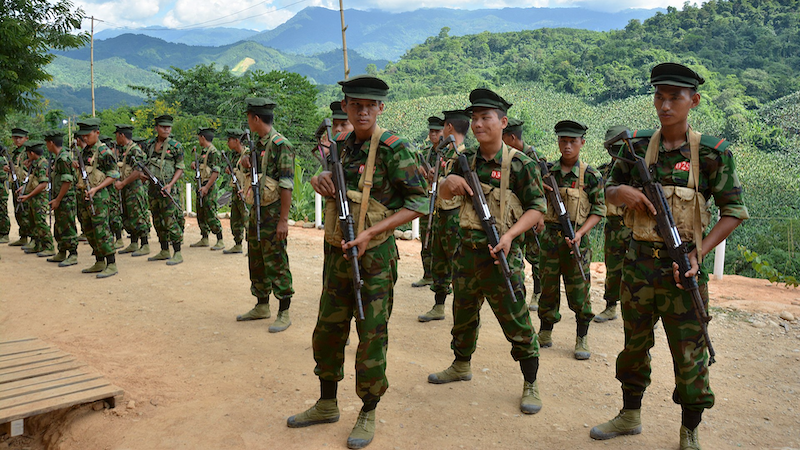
<box><xmin>0</xmin><ymin>337</ymin><xmax>123</xmax><ymax>437</ymax></box>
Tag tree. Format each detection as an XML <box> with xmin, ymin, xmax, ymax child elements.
<box><xmin>0</xmin><ymin>0</ymin><xmax>89</xmax><ymax>121</ymax></box>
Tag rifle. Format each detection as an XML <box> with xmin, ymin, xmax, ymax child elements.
<box><xmin>134</xmin><ymin>157</ymin><xmax>183</xmax><ymax>211</ymax></box>
<box><xmin>1</xmin><ymin>146</ymin><xmax>25</xmax><ymax>214</ymax></box>
<box><xmin>246</xmin><ymin>130</ymin><xmax>262</xmax><ymax>239</ymax></box>
<box><xmin>76</xmin><ymin>149</ymin><xmax>96</xmax><ymax>215</ymax></box>
<box><xmin>193</xmin><ymin>147</ymin><xmax>203</xmax><ymax>209</ymax></box>
<box><xmin>536</xmin><ymin>157</ymin><xmax>589</xmax><ymax>281</ymax></box>
<box><xmin>604</xmin><ymin>130</ymin><xmax>716</xmax><ymax>365</ymax></box>
<box><xmin>220</xmin><ymin>149</ymin><xmax>244</xmax><ymax>203</ymax></box>
<box><xmin>455</xmin><ymin>150</ymin><xmax>520</xmax><ymax>303</ymax></box>
<box><xmin>316</xmin><ymin>118</ymin><xmax>365</xmax><ymax>320</ymax></box>
<box><xmin>423</xmin><ymin>135</ymin><xmax>454</xmax><ymax>250</ymax></box>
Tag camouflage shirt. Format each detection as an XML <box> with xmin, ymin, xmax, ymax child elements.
<box><xmin>607</xmin><ymin>129</ymin><xmax>749</xmax><ymax>220</ymax></box>
<box><xmin>243</xmin><ymin>129</ymin><xmax>294</xmax><ymax>191</ymax></box>
<box><xmin>52</xmin><ymin>149</ymin><xmax>75</xmax><ymax>197</ymax></box>
<box><xmin>120</xmin><ymin>141</ymin><xmax>146</xmax><ymax>170</ymax></box>
<box><xmin>144</xmin><ymin>137</ymin><xmax>185</xmax><ymax>184</ymax></box>
<box><xmin>548</xmin><ymin>158</ymin><xmax>607</xmax><ymax>218</ymax></box>
<box><xmin>82</xmin><ymin>142</ymin><xmax>120</xmax><ymax>180</ymax></box>
<box><xmin>29</xmin><ymin>156</ymin><xmax>49</xmax><ymax>192</ymax></box>
<box><xmin>197</xmin><ymin>143</ymin><xmax>222</xmax><ymax>183</ymax></box>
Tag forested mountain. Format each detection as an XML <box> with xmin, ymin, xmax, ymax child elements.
<box><xmin>94</xmin><ymin>27</ymin><xmax>259</xmax><ymax>47</ymax></box>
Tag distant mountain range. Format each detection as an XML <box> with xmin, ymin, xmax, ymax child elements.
<box><xmin>95</xmin><ymin>26</ymin><xmax>260</xmax><ymax>47</ymax></box>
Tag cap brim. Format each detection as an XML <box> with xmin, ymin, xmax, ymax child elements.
<box><xmin>651</xmin><ymin>80</ymin><xmax>697</xmax><ymax>88</ymax></box>
<box><xmin>556</xmin><ymin>132</ymin><xmax>585</xmax><ymax>138</ymax></box>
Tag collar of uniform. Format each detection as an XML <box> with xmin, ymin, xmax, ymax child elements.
<box><xmin>552</xmin><ymin>158</ymin><xmax>580</xmax><ymax>176</ymax></box>
<box><xmin>476</xmin><ymin>143</ymin><xmax>509</xmax><ymax>164</ymax></box>
<box><xmin>258</xmin><ymin>129</ymin><xmax>276</xmax><ymax>147</ymax></box>
<box><xmin>657</xmin><ymin>129</ymin><xmax>689</xmax><ymax>153</ymax></box>
<box><xmin>345</xmin><ymin>132</ymin><xmax>371</xmax><ymax>156</ymax></box>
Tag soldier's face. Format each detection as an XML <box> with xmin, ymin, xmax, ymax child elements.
<box><xmin>428</xmin><ymin>128</ymin><xmax>443</xmax><ymax>144</ymax></box>
<box><xmin>227</xmin><ymin>137</ymin><xmax>238</xmax><ymax>150</ymax></box>
<box><xmin>332</xmin><ymin>118</ymin><xmax>353</xmax><ymax>135</ymax></box>
<box><xmin>115</xmin><ymin>132</ymin><xmax>126</xmax><ymax>146</ymax></box>
<box><xmin>502</xmin><ymin>133</ymin><xmax>519</xmax><ymax>149</ymax></box>
<box><xmin>12</xmin><ymin>136</ymin><xmax>27</xmax><ymax>147</ymax></box>
<box><xmin>470</xmin><ymin>108</ymin><xmax>506</xmax><ymax>146</ymax></box>
<box><xmin>557</xmin><ymin>136</ymin><xmax>585</xmax><ymax>165</ymax></box>
<box><xmin>342</xmin><ymin>97</ymin><xmax>384</xmax><ymax>135</ymax></box>
<box><xmin>46</xmin><ymin>141</ymin><xmax>57</xmax><ymax>155</ymax></box>
<box><xmin>83</xmin><ymin>130</ymin><xmax>99</xmax><ymax>146</ymax></box>
<box><xmin>654</xmin><ymin>85</ymin><xmax>700</xmax><ymax>128</ymax></box>
<box><xmin>156</xmin><ymin>125</ymin><xmax>172</xmax><ymax>140</ymax></box>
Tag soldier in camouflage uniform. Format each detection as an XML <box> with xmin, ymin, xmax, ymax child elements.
<box><xmin>114</xmin><ymin>124</ymin><xmax>152</xmax><ymax>257</ymax></box>
<box><xmin>330</xmin><ymin>101</ymin><xmax>354</xmax><ymax>136</ymax></box>
<box><xmin>287</xmin><ymin>75</ymin><xmax>428</xmax><ymax>449</ymax></box>
<box><xmin>412</xmin><ymin>115</ymin><xmax>444</xmax><ymax>288</ymax></box>
<box><xmin>4</xmin><ymin>128</ymin><xmax>30</xmax><ymax>247</ymax></box>
<box><xmin>0</xmin><ymin>142</ymin><xmax>10</xmax><ymax>244</ymax></box>
<box><xmin>75</xmin><ymin>118</ymin><xmax>120</xmax><ymax>278</ymax></box>
<box><xmin>103</xmin><ymin>135</ymin><xmax>125</xmax><ymax>249</ymax></box>
<box><xmin>141</xmin><ymin>115</ymin><xmax>185</xmax><ymax>266</ymax></box>
<box><xmin>16</xmin><ymin>141</ymin><xmax>55</xmax><ymax>256</ymax></box>
<box><xmin>503</xmin><ymin>117</ymin><xmax>545</xmax><ymax>312</ymax></box>
<box><xmin>235</xmin><ymin>98</ymin><xmax>295</xmax><ymax>333</ymax></box>
<box><xmin>222</xmin><ymin>128</ymin><xmax>249</xmax><ymax>254</ymax></box>
<box><xmin>428</xmin><ymin>89</ymin><xmax>547</xmax><ymax>415</ymax></box>
<box><xmin>44</xmin><ymin>130</ymin><xmax>78</xmax><ymax>266</ymax></box>
<box><xmin>537</xmin><ymin>120</ymin><xmax>606</xmax><ymax>360</ymax></box>
<box><xmin>418</xmin><ymin>109</ymin><xmax>469</xmax><ymax>322</ymax></box>
<box><xmin>190</xmin><ymin>127</ymin><xmax>224</xmax><ymax>250</ymax></box>
<box><xmin>590</xmin><ymin>63</ymin><xmax>749</xmax><ymax>450</ymax></box>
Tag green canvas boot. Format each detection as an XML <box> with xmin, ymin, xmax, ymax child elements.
<box><xmin>347</xmin><ymin>409</ymin><xmax>376</xmax><ymax>449</ymax></box>
<box><xmin>8</xmin><ymin>236</ymin><xmax>28</xmax><ymax>246</ymax></box>
<box><xmin>269</xmin><ymin>310</ymin><xmax>291</xmax><ymax>333</ymax></box>
<box><xmin>22</xmin><ymin>242</ymin><xmax>39</xmax><ymax>253</ymax></box>
<box><xmin>47</xmin><ymin>251</ymin><xmax>67</xmax><ymax>263</ymax></box>
<box><xmin>286</xmin><ymin>399</ymin><xmax>340</xmax><ymax>428</ymax></box>
<box><xmin>36</xmin><ymin>246</ymin><xmax>56</xmax><ymax>257</ymax></box>
<box><xmin>147</xmin><ymin>249</ymin><xmax>170</xmax><ymax>261</ymax></box>
<box><xmin>520</xmin><ymin>380</ymin><xmax>542</xmax><ymax>414</ymax></box>
<box><xmin>528</xmin><ymin>291</ymin><xmax>540</xmax><ymax>311</ymax></box>
<box><xmin>236</xmin><ymin>303</ymin><xmax>271</xmax><ymax>321</ymax></box>
<box><xmin>418</xmin><ymin>304</ymin><xmax>445</xmax><ymax>322</ymax></box>
<box><xmin>427</xmin><ymin>360</ymin><xmax>472</xmax><ymax>384</ymax></box>
<box><xmin>680</xmin><ymin>426</ymin><xmax>702</xmax><ymax>450</ymax></box>
<box><xmin>114</xmin><ymin>238</ymin><xmax>125</xmax><ymax>249</ymax></box>
<box><xmin>166</xmin><ymin>251</ymin><xmax>183</xmax><ymax>265</ymax></box>
<box><xmin>594</xmin><ymin>304</ymin><xmax>618</xmax><ymax>323</ymax></box>
<box><xmin>574</xmin><ymin>335</ymin><xmax>591</xmax><ymax>360</ymax></box>
<box><xmin>223</xmin><ymin>243</ymin><xmax>243</xmax><ymax>254</ymax></box>
<box><xmin>58</xmin><ymin>254</ymin><xmax>78</xmax><ymax>267</ymax></box>
<box><xmin>0</xmin><ymin>235</ymin><xmax>9</xmax><ymax>244</ymax></box>
<box><xmin>411</xmin><ymin>277</ymin><xmax>433</xmax><ymax>287</ymax></box>
<box><xmin>118</xmin><ymin>241</ymin><xmax>139</xmax><ymax>254</ymax></box>
<box><xmin>132</xmin><ymin>244</ymin><xmax>151</xmax><ymax>257</ymax></box>
<box><xmin>97</xmin><ymin>263</ymin><xmax>118</xmax><ymax>279</ymax></box>
<box><xmin>590</xmin><ymin>409</ymin><xmax>642</xmax><ymax>440</ymax></box>
<box><xmin>539</xmin><ymin>330</ymin><xmax>553</xmax><ymax>348</ymax></box>
<box><xmin>81</xmin><ymin>260</ymin><xmax>106</xmax><ymax>273</ymax></box>
<box><xmin>211</xmin><ymin>239</ymin><xmax>225</xmax><ymax>251</ymax></box>
<box><xmin>190</xmin><ymin>236</ymin><xmax>209</xmax><ymax>247</ymax></box>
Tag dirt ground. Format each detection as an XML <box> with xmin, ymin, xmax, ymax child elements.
<box><xmin>1</xmin><ymin>215</ymin><xmax>799</xmax><ymax>450</ymax></box>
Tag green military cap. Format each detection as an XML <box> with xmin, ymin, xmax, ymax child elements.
<box><xmin>11</xmin><ymin>127</ymin><xmax>29</xmax><ymax>137</ymax></box>
<box><xmin>650</xmin><ymin>62</ymin><xmax>705</xmax><ymax>89</ymax></box>
<box><xmin>114</xmin><ymin>124</ymin><xmax>133</xmax><ymax>133</ymax></box>
<box><xmin>100</xmin><ymin>134</ymin><xmax>113</xmax><ymax>142</ymax></box>
<box><xmin>504</xmin><ymin>117</ymin><xmax>524</xmax><ymax>135</ymax></box>
<box><xmin>25</xmin><ymin>141</ymin><xmax>45</xmax><ymax>155</ymax></box>
<box><xmin>154</xmin><ymin>114</ymin><xmax>174</xmax><ymax>126</ymax></box>
<box><xmin>225</xmin><ymin>128</ymin><xmax>245</xmax><ymax>139</ymax></box>
<box><xmin>42</xmin><ymin>130</ymin><xmax>65</xmax><ymax>140</ymax></box>
<box><xmin>133</xmin><ymin>136</ymin><xmax>146</xmax><ymax>144</ymax></box>
<box><xmin>427</xmin><ymin>115</ymin><xmax>444</xmax><ymax>130</ymax></box>
<box><xmin>330</xmin><ymin>101</ymin><xmax>348</xmax><ymax>120</ymax></box>
<box><xmin>554</xmin><ymin>120</ymin><xmax>588</xmax><ymax>137</ymax></box>
<box><xmin>442</xmin><ymin>109</ymin><xmax>471</xmax><ymax>123</ymax></box>
<box><xmin>197</xmin><ymin>127</ymin><xmax>215</xmax><ymax>136</ymax></box>
<box><xmin>467</xmin><ymin>88</ymin><xmax>512</xmax><ymax>112</ymax></box>
<box><xmin>76</xmin><ymin>117</ymin><xmax>101</xmax><ymax>135</ymax></box>
<box><xmin>604</xmin><ymin>125</ymin><xmax>630</xmax><ymax>146</ymax></box>
<box><xmin>338</xmin><ymin>75</ymin><xmax>389</xmax><ymax>102</ymax></box>
<box><xmin>246</xmin><ymin>98</ymin><xmax>276</xmax><ymax>115</ymax></box>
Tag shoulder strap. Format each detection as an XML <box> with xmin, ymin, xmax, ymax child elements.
<box><xmin>578</xmin><ymin>161</ymin><xmax>588</xmax><ymax>190</ymax></box>
<box><xmin>357</xmin><ymin>126</ymin><xmax>386</xmax><ymax>235</ymax></box>
<box><xmin>688</xmin><ymin>128</ymin><xmax>704</xmax><ymax>262</ymax></box>
<box><xmin>499</xmin><ymin>144</ymin><xmax>517</xmax><ymax>227</ymax></box>
<box><xmin>258</xmin><ymin>131</ymin><xmax>275</xmax><ymax>184</ymax></box>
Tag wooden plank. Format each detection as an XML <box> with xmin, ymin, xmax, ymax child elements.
<box><xmin>0</xmin><ymin>351</ymin><xmax>72</xmax><ymax>371</ymax></box>
<box><xmin>0</xmin><ymin>359</ymin><xmax>84</xmax><ymax>385</ymax></box>
<box><xmin>0</xmin><ymin>377</ymin><xmax>112</xmax><ymax>409</ymax></box>
<box><xmin>0</xmin><ymin>384</ymin><xmax>123</xmax><ymax>423</ymax></box>
<box><xmin>0</xmin><ymin>373</ymin><xmax>102</xmax><ymax>401</ymax></box>
<box><xmin>0</xmin><ymin>338</ymin><xmax>37</xmax><ymax>346</ymax></box>
<box><xmin>0</xmin><ymin>339</ymin><xmax>50</xmax><ymax>358</ymax></box>
<box><xmin>0</xmin><ymin>348</ymin><xmax>61</xmax><ymax>365</ymax></box>
<box><xmin>0</xmin><ymin>368</ymin><xmax>94</xmax><ymax>394</ymax></box>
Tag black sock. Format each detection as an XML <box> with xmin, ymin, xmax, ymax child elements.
<box><xmin>623</xmin><ymin>392</ymin><xmax>643</xmax><ymax>410</ymax></box>
<box><xmin>95</xmin><ymin>255</ymin><xmax>103</xmax><ymax>262</ymax></box>
<box><xmin>606</xmin><ymin>299</ymin><xmax>618</xmax><ymax>307</ymax></box>
<box><xmin>115</xmin><ymin>232</ymin><xmax>122</xmax><ymax>240</ymax></box>
<box><xmin>278</xmin><ymin>298</ymin><xmax>291</xmax><ymax>312</ymax></box>
<box><xmin>216</xmin><ymin>233</ymin><xmax>223</xmax><ymax>240</ymax></box>
<box><xmin>519</xmin><ymin>357</ymin><xmax>539</xmax><ymax>383</ymax></box>
<box><xmin>106</xmin><ymin>254</ymin><xmax>115</xmax><ymax>264</ymax></box>
<box><xmin>577</xmin><ymin>323</ymin><xmax>589</xmax><ymax>338</ymax></box>
<box><xmin>256</xmin><ymin>297</ymin><xmax>269</xmax><ymax>305</ymax></box>
<box><xmin>141</xmin><ymin>236</ymin><xmax>148</xmax><ymax>245</ymax></box>
<box><xmin>540</xmin><ymin>321</ymin><xmax>554</xmax><ymax>332</ymax></box>
<box><xmin>361</xmin><ymin>400</ymin><xmax>379</xmax><ymax>412</ymax></box>
<box><xmin>173</xmin><ymin>243</ymin><xmax>181</xmax><ymax>252</ymax></box>
<box><xmin>454</xmin><ymin>355</ymin><xmax>471</xmax><ymax>363</ymax></box>
<box><xmin>533</xmin><ymin>278</ymin><xmax>541</xmax><ymax>294</ymax></box>
<box><xmin>434</xmin><ymin>292</ymin><xmax>447</xmax><ymax>306</ymax></box>
<box><xmin>682</xmin><ymin>408</ymin><xmax>703</xmax><ymax>430</ymax></box>
<box><xmin>320</xmin><ymin>380</ymin><xmax>337</xmax><ymax>400</ymax></box>
<box><xmin>161</xmin><ymin>241</ymin><xmax>169</xmax><ymax>251</ymax></box>
<box><xmin>69</xmin><ymin>250</ymin><xmax>77</xmax><ymax>257</ymax></box>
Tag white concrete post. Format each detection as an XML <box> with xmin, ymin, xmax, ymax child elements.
<box><xmin>713</xmin><ymin>239</ymin><xmax>726</xmax><ymax>280</ymax></box>
<box><xmin>186</xmin><ymin>183</ymin><xmax>192</xmax><ymax>213</ymax></box>
<box><xmin>315</xmin><ymin>193</ymin><xmax>323</xmax><ymax>228</ymax></box>
<box><xmin>411</xmin><ymin>217</ymin><xmax>420</xmax><ymax>240</ymax></box>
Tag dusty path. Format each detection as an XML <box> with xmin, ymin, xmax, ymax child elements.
<box><xmin>1</xmin><ymin>216</ymin><xmax>799</xmax><ymax>450</ymax></box>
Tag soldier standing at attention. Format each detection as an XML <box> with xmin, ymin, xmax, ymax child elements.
<box><xmin>411</xmin><ymin>115</ymin><xmax>444</xmax><ymax>288</ymax></box>
<box><xmin>141</xmin><ymin>115</ymin><xmax>185</xmax><ymax>266</ymax></box>
<box><xmin>114</xmin><ymin>124</ymin><xmax>152</xmax><ymax>257</ymax></box>
<box><xmin>0</xmin><ymin>137</ymin><xmax>10</xmax><ymax>244</ymax></box>
<box><xmin>235</xmin><ymin>98</ymin><xmax>294</xmax><ymax>333</ymax></box>
<box><xmin>5</xmin><ymin>128</ymin><xmax>30</xmax><ymax>247</ymax></box>
<box><xmin>222</xmin><ymin>128</ymin><xmax>249</xmax><ymax>255</ymax></box>
<box><xmin>17</xmin><ymin>141</ymin><xmax>55</xmax><ymax>257</ymax></box>
<box><xmin>103</xmin><ymin>135</ymin><xmax>125</xmax><ymax>250</ymax></box>
<box><xmin>590</xmin><ymin>63</ymin><xmax>748</xmax><ymax>450</ymax></box>
<box><xmin>418</xmin><ymin>109</ymin><xmax>469</xmax><ymax>322</ymax></box>
<box><xmin>427</xmin><ymin>89</ymin><xmax>547</xmax><ymax>415</ymax></box>
<box><xmin>502</xmin><ymin>117</ymin><xmax>545</xmax><ymax>312</ymax></box>
<box><xmin>537</xmin><ymin>120</ymin><xmax>605</xmax><ymax>360</ymax></box>
<box><xmin>74</xmin><ymin>118</ymin><xmax>120</xmax><ymax>278</ymax></box>
<box><xmin>287</xmin><ymin>75</ymin><xmax>428</xmax><ymax>449</ymax></box>
<box><xmin>190</xmin><ymin>127</ymin><xmax>225</xmax><ymax>251</ymax></box>
<box><xmin>44</xmin><ymin>130</ymin><xmax>79</xmax><ymax>266</ymax></box>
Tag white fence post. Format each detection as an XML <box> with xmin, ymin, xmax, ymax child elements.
<box><xmin>315</xmin><ymin>193</ymin><xmax>323</xmax><ymax>228</ymax></box>
<box><xmin>713</xmin><ymin>239</ymin><xmax>726</xmax><ymax>280</ymax></box>
<box><xmin>412</xmin><ymin>218</ymin><xmax>420</xmax><ymax>240</ymax></box>
<box><xmin>185</xmin><ymin>183</ymin><xmax>192</xmax><ymax>213</ymax></box>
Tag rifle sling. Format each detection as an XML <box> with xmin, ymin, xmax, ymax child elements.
<box><xmin>356</xmin><ymin>127</ymin><xmax>386</xmax><ymax>235</ymax></box>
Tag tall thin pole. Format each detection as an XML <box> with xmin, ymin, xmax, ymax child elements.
<box><xmin>339</xmin><ymin>0</ymin><xmax>349</xmax><ymax>80</ymax></box>
<box><xmin>90</xmin><ymin>16</ymin><xmax>95</xmax><ymax>117</ymax></box>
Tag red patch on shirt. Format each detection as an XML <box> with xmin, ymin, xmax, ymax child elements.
<box><xmin>260</xmin><ymin>151</ymin><xmax>266</xmax><ymax>157</ymax></box>
<box><xmin>571</xmin><ymin>181</ymin><xmax>576</xmax><ymax>188</ymax></box>
<box><xmin>440</xmin><ymin>160</ymin><xmax>447</xmax><ymax>169</ymax></box>
<box><xmin>675</xmin><ymin>161</ymin><xmax>691</xmax><ymax>172</ymax></box>
<box><xmin>358</xmin><ymin>164</ymin><xmax>365</xmax><ymax>174</ymax></box>
<box><xmin>491</xmin><ymin>170</ymin><xmax>501</xmax><ymax>180</ymax></box>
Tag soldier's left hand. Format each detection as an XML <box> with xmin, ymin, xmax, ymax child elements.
<box><xmin>191</xmin><ymin>161</ymin><xmax>197</xmax><ymax>170</ymax></box>
<box><xmin>18</xmin><ymin>194</ymin><xmax>29</xmax><ymax>202</ymax></box>
<box><xmin>277</xmin><ymin>219</ymin><xmax>289</xmax><ymax>241</ymax></box>
<box><xmin>488</xmin><ymin>234</ymin><xmax>513</xmax><ymax>264</ymax></box>
<box><xmin>342</xmin><ymin>233</ymin><xmax>370</xmax><ymax>259</ymax></box>
<box><xmin>49</xmin><ymin>198</ymin><xmax>61</xmax><ymax>209</ymax></box>
<box><xmin>673</xmin><ymin>249</ymin><xmax>700</xmax><ymax>288</ymax></box>
<box><xmin>566</xmin><ymin>232</ymin><xmax>582</xmax><ymax>249</ymax></box>
<box><xmin>161</xmin><ymin>184</ymin><xmax>172</xmax><ymax>198</ymax></box>
<box><xmin>200</xmin><ymin>185</ymin><xmax>208</xmax><ymax>197</ymax></box>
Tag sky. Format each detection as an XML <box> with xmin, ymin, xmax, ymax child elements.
<box><xmin>75</xmin><ymin>0</ymin><xmax>694</xmax><ymax>33</ymax></box>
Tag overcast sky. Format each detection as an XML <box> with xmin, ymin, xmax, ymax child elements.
<box><xmin>75</xmin><ymin>0</ymin><xmax>692</xmax><ymax>32</ymax></box>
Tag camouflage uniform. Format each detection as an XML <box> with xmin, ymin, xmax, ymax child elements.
<box><xmin>522</xmin><ymin>145</ymin><xmax>542</xmax><ymax>299</ymax></box>
<box><xmin>25</xmin><ymin>156</ymin><xmax>54</xmax><ymax>251</ymax></box>
<box><xmin>416</xmin><ymin>143</ymin><xmax>436</xmax><ymax>282</ymax></box>
<box><xmin>11</xmin><ymin>146</ymin><xmax>31</xmax><ymax>239</ymax></box>
<box><xmin>143</xmin><ymin>136</ymin><xmax>185</xmax><ymax>246</ymax></box>
<box><xmin>313</xmin><ymin>130</ymin><xmax>428</xmax><ymax>404</ymax></box>
<box><xmin>608</xmin><ymin>129</ymin><xmax>749</xmax><ymax>412</ymax></box>
<box><xmin>538</xmin><ymin>160</ymin><xmax>605</xmax><ymax>328</ymax></box>
<box><xmin>51</xmin><ymin>148</ymin><xmax>78</xmax><ymax>254</ymax></box>
<box><xmin>0</xmin><ymin>151</ymin><xmax>9</xmax><ymax>238</ymax></box>
<box><xmin>225</xmin><ymin>148</ymin><xmax>249</xmax><ymax>245</ymax></box>
<box><xmin>107</xmin><ymin>146</ymin><xmax>124</xmax><ymax>241</ymax></box>
<box><xmin>77</xmin><ymin>142</ymin><xmax>119</xmax><ymax>257</ymax></box>
<box><xmin>603</xmin><ymin>213</ymin><xmax>630</xmax><ymax>307</ymax></box>
<box><xmin>195</xmin><ymin>143</ymin><xmax>223</xmax><ymax>238</ymax></box>
<box><xmin>118</xmin><ymin>141</ymin><xmax>151</xmax><ymax>240</ymax></box>
<box><xmin>428</xmin><ymin>144</ymin><xmax>463</xmax><ymax>296</ymax></box>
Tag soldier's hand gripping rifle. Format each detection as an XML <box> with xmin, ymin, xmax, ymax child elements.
<box><xmin>604</xmin><ymin>130</ymin><xmax>716</xmax><ymax>365</ymax></box>
<box><xmin>423</xmin><ymin>135</ymin><xmax>454</xmax><ymax>250</ymax></box>
<box><xmin>220</xmin><ymin>149</ymin><xmax>244</xmax><ymax>202</ymax></box>
<box><xmin>76</xmin><ymin>150</ymin><xmax>96</xmax><ymax>215</ymax></box>
<box><xmin>246</xmin><ymin>129</ymin><xmax>262</xmax><ymax>240</ymax></box>
<box><xmin>536</xmin><ymin>156</ymin><xmax>589</xmax><ymax>281</ymax></box>
<box><xmin>455</xmin><ymin>151</ymin><xmax>520</xmax><ymax>303</ymax></box>
<box><xmin>134</xmin><ymin>157</ymin><xmax>183</xmax><ymax>212</ymax></box>
<box><xmin>193</xmin><ymin>147</ymin><xmax>203</xmax><ymax>209</ymax></box>
<box><xmin>316</xmin><ymin>118</ymin><xmax>365</xmax><ymax>320</ymax></box>
<box><xmin>2</xmin><ymin>146</ymin><xmax>25</xmax><ymax>214</ymax></box>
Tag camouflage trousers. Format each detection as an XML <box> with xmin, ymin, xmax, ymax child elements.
<box><xmin>197</xmin><ymin>183</ymin><xmax>222</xmax><ymax>237</ymax></box>
<box><xmin>26</xmin><ymin>192</ymin><xmax>54</xmax><ymax>250</ymax></box>
<box><xmin>108</xmin><ymin>185</ymin><xmax>123</xmax><ymax>237</ymax></box>
<box><xmin>0</xmin><ymin>181</ymin><xmax>9</xmax><ymax>236</ymax></box>
<box><xmin>11</xmin><ymin>188</ymin><xmax>30</xmax><ymax>238</ymax></box>
<box><xmin>451</xmin><ymin>229</ymin><xmax>539</xmax><ymax>361</ymax></box>
<box><xmin>604</xmin><ymin>216</ymin><xmax>631</xmax><ymax>305</ymax></box>
<box><xmin>121</xmin><ymin>181</ymin><xmax>151</xmax><ymax>238</ymax></box>
<box><xmin>429</xmin><ymin>208</ymin><xmax>460</xmax><ymax>295</ymax></box>
<box><xmin>53</xmin><ymin>194</ymin><xmax>78</xmax><ymax>253</ymax></box>
<box><xmin>248</xmin><ymin>201</ymin><xmax>293</xmax><ymax>300</ymax></box>
<box><xmin>616</xmin><ymin>240</ymin><xmax>714</xmax><ymax>411</ymax></box>
<box><xmin>313</xmin><ymin>237</ymin><xmax>398</xmax><ymax>404</ymax></box>
<box><xmin>149</xmin><ymin>184</ymin><xmax>184</xmax><ymax>245</ymax></box>
<box><xmin>524</xmin><ymin>228</ymin><xmax>541</xmax><ymax>294</ymax></box>
<box><xmin>78</xmin><ymin>187</ymin><xmax>114</xmax><ymax>257</ymax></box>
<box><xmin>230</xmin><ymin>194</ymin><xmax>249</xmax><ymax>244</ymax></box>
<box><xmin>418</xmin><ymin>214</ymin><xmax>432</xmax><ymax>278</ymax></box>
<box><xmin>538</xmin><ymin>224</ymin><xmax>594</xmax><ymax>326</ymax></box>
